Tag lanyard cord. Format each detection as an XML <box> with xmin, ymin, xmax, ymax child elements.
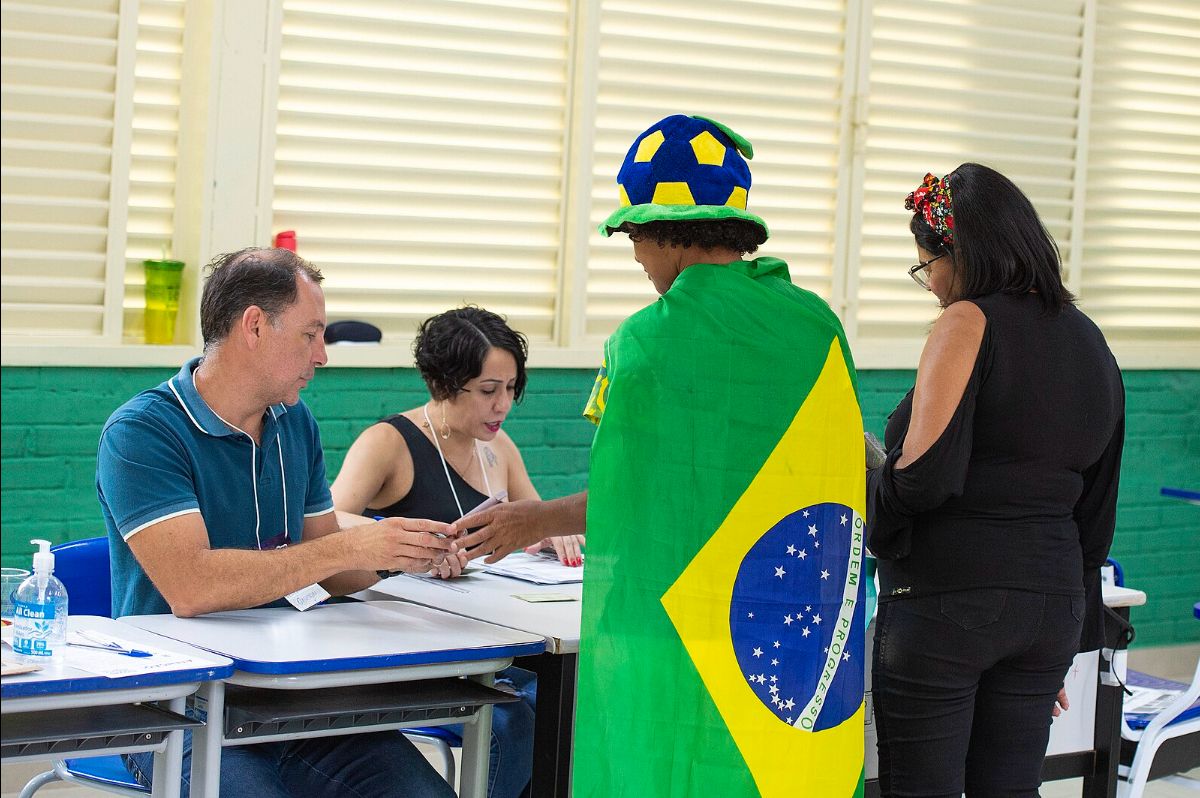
<box><xmin>423</xmin><ymin>403</ymin><xmax>493</xmax><ymax>518</ymax></box>
<box><xmin>212</xmin><ymin>411</ymin><xmax>288</xmax><ymax>549</ymax></box>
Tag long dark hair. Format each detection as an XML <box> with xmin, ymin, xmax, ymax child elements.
<box><xmin>911</xmin><ymin>162</ymin><xmax>1074</xmax><ymax>312</ymax></box>
<box><xmin>413</xmin><ymin>306</ymin><xmax>529</xmax><ymax>402</ymax></box>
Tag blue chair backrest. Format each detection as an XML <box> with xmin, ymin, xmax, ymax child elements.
<box><xmin>50</xmin><ymin>537</ymin><xmax>112</xmax><ymax>618</ymax></box>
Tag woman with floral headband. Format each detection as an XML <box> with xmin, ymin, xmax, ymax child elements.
<box><xmin>866</xmin><ymin>163</ymin><xmax>1125</xmax><ymax>796</ymax></box>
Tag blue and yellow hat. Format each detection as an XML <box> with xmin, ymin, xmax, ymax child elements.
<box><xmin>599</xmin><ymin>114</ymin><xmax>768</xmax><ymax>239</ymax></box>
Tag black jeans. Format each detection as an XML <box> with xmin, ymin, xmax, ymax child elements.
<box><xmin>872</xmin><ymin>589</ymin><xmax>1084</xmax><ymax>798</ymax></box>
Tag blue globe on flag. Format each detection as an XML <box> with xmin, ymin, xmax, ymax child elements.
<box><xmin>729</xmin><ymin>502</ymin><xmax>865</xmax><ymax>731</ymax></box>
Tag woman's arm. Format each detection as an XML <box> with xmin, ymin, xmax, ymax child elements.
<box><xmin>897</xmin><ymin>300</ymin><xmax>987</xmax><ymax>469</ymax></box>
<box><xmin>866</xmin><ymin>300</ymin><xmax>986</xmax><ymax>559</ymax></box>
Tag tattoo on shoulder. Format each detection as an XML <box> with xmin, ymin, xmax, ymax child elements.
<box><xmin>483</xmin><ymin>446</ymin><xmax>498</xmax><ymax>467</ymax></box>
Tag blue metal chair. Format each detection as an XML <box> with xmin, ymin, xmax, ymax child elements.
<box><xmin>20</xmin><ymin>536</ymin><xmax>148</xmax><ymax>797</ymax></box>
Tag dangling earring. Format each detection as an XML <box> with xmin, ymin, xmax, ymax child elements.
<box><xmin>439</xmin><ymin>405</ymin><xmax>451</xmax><ymax>440</ymax></box>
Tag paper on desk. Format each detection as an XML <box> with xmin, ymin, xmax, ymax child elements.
<box><xmin>480</xmin><ymin>551</ymin><xmax>583</xmax><ymax>585</ymax></box>
<box><xmin>64</xmin><ymin>633</ymin><xmax>216</xmax><ymax>679</ymax></box>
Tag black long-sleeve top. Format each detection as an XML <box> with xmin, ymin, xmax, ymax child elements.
<box><xmin>867</xmin><ymin>292</ymin><xmax>1125</xmax><ymax>651</ymax></box>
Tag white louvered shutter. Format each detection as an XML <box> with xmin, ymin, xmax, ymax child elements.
<box><xmin>583</xmin><ymin>0</ymin><xmax>853</xmax><ymax>342</ymax></box>
<box><xmin>1</xmin><ymin>0</ymin><xmax>135</xmax><ymax>340</ymax></box>
<box><xmin>852</xmin><ymin>0</ymin><xmax>1086</xmax><ymax>348</ymax></box>
<box><xmin>1079</xmin><ymin>0</ymin><xmax>1200</xmax><ymax>352</ymax></box>
<box><xmin>271</xmin><ymin>0</ymin><xmax>572</xmax><ymax>347</ymax></box>
<box><xmin>119</xmin><ymin>0</ymin><xmax>185</xmax><ymax>341</ymax></box>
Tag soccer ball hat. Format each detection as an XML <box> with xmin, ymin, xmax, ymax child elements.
<box><xmin>599</xmin><ymin>114</ymin><xmax>769</xmax><ymax>239</ymax></box>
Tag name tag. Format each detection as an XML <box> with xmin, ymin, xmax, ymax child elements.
<box><xmin>285</xmin><ymin>582</ymin><xmax>330</xmax><ymax>611</ymax></box>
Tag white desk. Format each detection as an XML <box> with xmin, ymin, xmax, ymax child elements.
<box><xmin>362</xmin><ymin>570</ymin><xmax>582</xmax><ymax>655</ymax></box>
<box><xmin>124</xmin><ymin>600</ymin><xmax>545</xmax><ymax>798</ymax></box>
<box><xmin>1</xmin><ymin>616</ymin><xmax>233</xmax><ymax>798</ymax></box>
<box><xmin>359</xmin><ymin>570</ymin><xmax>583</xmax><ymax>797</ymax></box>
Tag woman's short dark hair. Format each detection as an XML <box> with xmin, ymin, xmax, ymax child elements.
<box><xmin>200</xmin><ymin>248</ymin><xmax>324</xmax><ymax>349</ymax></box>
<box><xmin>911</xmin><ymin>162</ymin><xmax>1074</xmax><ymax>312</ymax></box>
<box><xmin>616</xmin><ymin>218</ymin><xmax>767</xmax><ymax>255</ymax></box>
<box><xmin>414</xmin><ymin>306</ymin><xmax>529</xmax><ymax>402</ymax></box>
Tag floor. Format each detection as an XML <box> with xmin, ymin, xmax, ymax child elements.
<box><xmin>4</xmin><ymin>644</ymin><xmax>1196</xmax><ymax>797</ymax></box>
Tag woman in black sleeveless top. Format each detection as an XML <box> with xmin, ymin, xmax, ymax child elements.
<box><xmin>332</xmin><ymin>307</ymin><xmax>583</xmax><ymax>798</ymax></box>
<box><xmin>866</xmin><ymin>164</ymin><xmax>1124</xmax><ymax>797</ymax></box>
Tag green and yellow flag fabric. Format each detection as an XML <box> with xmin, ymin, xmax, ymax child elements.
<box><xmin>576</xmin><ymin>256</ymin><xmax>865</xmax><ymax>797</ymax></box>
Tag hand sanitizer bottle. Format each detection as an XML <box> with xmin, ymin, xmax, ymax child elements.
<box><xmin>12</xmin><ymin>539</ymin><xmax>69</xmax><ymax>669</ymax></box>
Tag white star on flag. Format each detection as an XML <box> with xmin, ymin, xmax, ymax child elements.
<box><xmin>784</xmin><ymin>615</ymin><xmax>793</xmax><ymax>625</ymax></box>
<box><xmin>802</xmin><ymin>627</ymin><xmax>811</xmax><ymax>638</ymax></box>
<box><xmin>786</xmin><ymin>544</ymin><xmax>797</xmax><ymax>555</ymax></box>
<box><xmin>813</xmin><ymin>613</ymin><xmax>823</xmax><ymax>625</ymax></box>
<box><xmin>820</xmin><ymin>569</ymin><xmax>830</xmax><ymax>580</ymax></box>
<box><xmin>773</xmin><ymin>640</ymin><xmax>781</xmax><ymax>648</ymax></box>
<box><xmin>747</xmin><ymin>611</ymin><xmax>754</xmax><ymax>619</ymax></box>
<box><xmin>840</xmin><ymin>514</ymin><xmax>848</xmax><ymax>525</ymax></box>
<box><xmin>753</xmin><ymin>647</ymin><xmax>763</xmax><ymax>657</ymax></box>
<box><xmin>771</xmin><ymin>658</ymin><xmax>779</xmax><ymax>666</ymax></box>
<box><xmin>775</xmin><ymin>566</ymin><xmax>786</xmax><ymax>579</ymax></box>
<box><xmin>808</xmin><ymin>524</ymin><xmax>818</xmax><ymax>537</ymax></box>
<box><xmin>797</xmin><ymin>549</ymin><xmax>808</xmax><ymax>559</ymax></box>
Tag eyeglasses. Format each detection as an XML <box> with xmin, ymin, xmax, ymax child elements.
<box><xmin>907</xmin><ymin>254</ymin><xmax>945</xmax><ymax>290</ymax></box>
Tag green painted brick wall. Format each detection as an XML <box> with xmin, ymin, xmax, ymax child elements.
<box><xmin>2</xmin><ymin>366</ymin><xmax>1197</xmax><ymax>647</ymax></box>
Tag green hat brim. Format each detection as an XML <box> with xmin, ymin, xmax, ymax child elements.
<box><xmin>599</xmin><ymin>203</ymin><xmax>770</xmax><ymax>238</ymax></box>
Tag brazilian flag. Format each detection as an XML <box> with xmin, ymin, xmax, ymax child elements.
<box><xmin>576</xmin><ymin>256</ymin><xmax>865</xmax><ymax>797</ymax></box>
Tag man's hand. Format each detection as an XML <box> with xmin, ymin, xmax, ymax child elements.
<box><xmin>348</xmin><ymin>516</ymin><xmax>457</xmax><ymax>574</ymax></box>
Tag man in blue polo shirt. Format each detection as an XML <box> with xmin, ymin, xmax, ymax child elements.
<box><xmin>97</xmin><ymin>247</ymin><xmax>459</xmax><ymax>798</ymax></box>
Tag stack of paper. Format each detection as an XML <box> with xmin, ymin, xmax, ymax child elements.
<box><xmin>480</xmin><ymin>551</ymin><xmax>584</xmax><ymax>585</ymax></box>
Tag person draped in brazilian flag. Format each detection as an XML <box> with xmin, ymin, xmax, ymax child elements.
<box><xmin>459</xmin><ymin>115</ymin><xmax>866</xmax><ymax>796</ymax></box>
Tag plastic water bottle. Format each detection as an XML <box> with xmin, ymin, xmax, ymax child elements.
<box><xmin>12</xmin><ymin>539</ymin><xmax>69</xmax><ymax>669</ymax></box>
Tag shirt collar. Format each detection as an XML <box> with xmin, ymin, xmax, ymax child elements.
<box><xmin>169</xmin><ymin>357</ymin><xmax>288</xmax><ymax>438</ymax></box>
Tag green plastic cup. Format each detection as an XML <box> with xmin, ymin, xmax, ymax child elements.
<box><xmin>144</xmin><ymin>259</ymin><xmax>185</xmax><ymax>344</ymax></box>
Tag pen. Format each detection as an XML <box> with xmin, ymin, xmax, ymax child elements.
<box><xmin>68</xmin><ymin>641</ymin><xmax>154</xmax><ymax>657</ymax></box>
<box><xmin>69</xmin><ymin>630</ymin><xmax>155</xmax><ymax>657</ymax></box>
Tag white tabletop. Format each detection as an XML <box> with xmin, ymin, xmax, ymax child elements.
<box><xmin>122</xmin><ymin>600</ymin><xmax>546</xmax><ymax>683</ymax></box>
<box><xmin>2</xmin><ymin>616</ymin><xmax>232</xmax><ymax>709</ymax></box>
<box><xmin>1103</xmin><ymin>584</ymin><xmax>1147</xmax><ymax>609</ymax></box>
<box><xmin>358</xmin><ymin>570</ymin><xmax>583</xmax><ymax>655</ymax></box>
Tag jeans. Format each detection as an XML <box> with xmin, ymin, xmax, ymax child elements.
<box><xmin>872</xmin><ymin>589</ymin><xmax>1083</xmax><ymax>798</ymax></box>
<box><xmin>444</xmin><ymin>666</ymin><xmax>537</xmax><ymax>798</ymax></box>
<box><xmin>125</xmin><ymin>729</ymin><xmax>457</xmax><ymax>798</ymax></box>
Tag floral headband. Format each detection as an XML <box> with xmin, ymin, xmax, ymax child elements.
<box><xmin>905</xmin><ymin>172</ymin><xmax>954</xmax><ymax>246</ymax></box>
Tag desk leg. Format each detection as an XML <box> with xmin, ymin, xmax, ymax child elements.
<box><xmin>460</xmin><ymin>671</ymin><xmax>495</xmax><ymax>798</ymax></box>
<box><xmin>190</xmin><ymin>680</ymin><xmax>224</xmax><ymax>798</ymax></box>
<box><xmin>151</xmin><ymin>696</ymin><xmax>186</xmax><ymax>798</ymax></box>
<box><xmin>1083</xmin><ymin>606</ymin><xmax>1130</xmax><ymax>798</ymax></box>
<box><xmin>521</xmin><ymin>651</ymin><xmax>578</xmax><ymax>798</ymax></box>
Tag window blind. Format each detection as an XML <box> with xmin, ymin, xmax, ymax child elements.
<box><xmin>1079</xmin><ymin>0</ymin><xmax>1199</xmax><ymax>347</ymax></box>
<box><xmin>121</xmin><ymin>0</ymin><xmax>186</xmax><ymax>341</ymax></box>
<box><xmin>584</xmin><ymin>0</ymin><xmax>852</xmax><ymax>342</ymax></box>
<box><xmin>1</xmin><ymin>0</ymin><xmax>132</xmax><ymax>339</ymax></box>
<box><xmin>852</xmin><ymin>0</ymin><xmax>1086</xmax><ymax>344</ymax></box>
<box><xmin>271</xmin><ymin>0</ymin><xmax>572</xmax><ymax>347</ymax></box>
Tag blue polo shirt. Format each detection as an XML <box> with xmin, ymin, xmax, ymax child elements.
<box><xmin>97</xmin><ymin>357</ymin><xmax>334</xmax><ymax>617</ymax></box>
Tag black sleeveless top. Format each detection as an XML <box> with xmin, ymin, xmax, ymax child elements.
<box><xmin>866</xmin><ymin>293</ymin><xmax>1125</xmax><ymax>650</ymax></box>
<box><xmin>365</xmin><ymin>415</ymin><xmax>489</xmax><ymax>524</ymax></box>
